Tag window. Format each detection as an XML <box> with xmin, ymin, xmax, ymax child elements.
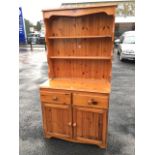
<box><xmin>123</xmin><ymin>36</ymin><xmax>135</xmax><ymax>44</ymax></box>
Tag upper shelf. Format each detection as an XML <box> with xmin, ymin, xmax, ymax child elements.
<box><xmin>48</xmin><ymin>35</ymin><xmax>112</xmax><ymax>39</ymax></box>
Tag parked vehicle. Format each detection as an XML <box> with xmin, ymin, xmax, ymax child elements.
<box><xmin>27</xmin><ymin>32</ymin><xmax>45</xmax><ymax>44</ymax></box>
<box><xmin>27</xmin><ymin>32</ymin><xmax>40</xmax><ymax>44</ymax></box>
<box><xmin>115</xmin><ymin>31</ymin><xmax>135</xmax><ymax>61</ymax></box>
<box><xmin>39</xmin><ymin>32</ymin><xmax>45</xmax><ymax>44</ymax></box>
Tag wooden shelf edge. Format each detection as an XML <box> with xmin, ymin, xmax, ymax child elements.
<box><xmin>49</xmin><ymin>56</ymin><xmax>112</xmax><ymax>60</ymax></box>
<box><xmin>48</xmin><ymin>35</ymin><xmax>112</xmax><ymax>39</ymax></box>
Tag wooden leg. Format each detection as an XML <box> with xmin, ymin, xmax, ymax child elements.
<box><xmin>43</xmin><ymin>132</ymin><xmax>52</xmax><ymax>139</ymax></box>
<box><xmin>98</xmin><ymin>144</ymin><xmax>106</xmax><ymax>149</ymax></box>
<box><xmin>44</xmin><ymin>135</ymin><xmax>51</xmax><ymax>139</ymax></box>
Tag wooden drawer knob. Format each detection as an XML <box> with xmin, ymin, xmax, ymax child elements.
<box><xmin>88</xmin><ymin>99</ymin><xmax>98</xmax><ymax>105</ymax></box>
<box><xmin>52</xmin><ymin>96</ymin><xmax>58</xmax><ymax>101</ymax></box>
<box><xmin>68</xmin><ymin>122</ymin><xmax>72</xmax><ymax>126</ymax></box>
<box><xmin>73</xmin><ymin>123</ymin><xmax>77</xmax><ymax>127</ymax></box>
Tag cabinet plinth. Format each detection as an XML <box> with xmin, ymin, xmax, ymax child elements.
<box><xmin>40</xmin><ymin>4</ymin><xmax>117</xmax><ymax>148</ymax></box>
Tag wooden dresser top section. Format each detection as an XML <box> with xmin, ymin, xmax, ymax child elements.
<box><xmin>42</xmin><ymin>4</ymin><xmax>117</xmax><ymax>19</ymax></box>
<box><xmin>40</xmin><ymin>78</ymin><xmax>111</xmax><ymax>94</ymax></box>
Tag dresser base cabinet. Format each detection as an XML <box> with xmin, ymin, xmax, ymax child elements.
<box><xmin>40</xmin><ymin>88</ymin><xmax>109</xmax><ymax>148</ymax></box>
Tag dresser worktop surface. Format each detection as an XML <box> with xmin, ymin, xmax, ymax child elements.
<box><xmin>40</xmin><ymin>78</ymin><xmax>111</xmax><ymax>94</ymax></box>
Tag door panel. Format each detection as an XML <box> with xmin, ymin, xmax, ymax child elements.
<box><xmin>73</xmin><ymin>106</ymin><xmax>107</xmax><ymax>144</ymax></box>
<box><xmin>43</xmin><ymin>103</ymin><xmax>72</xmax><ymax>138</ymax></box>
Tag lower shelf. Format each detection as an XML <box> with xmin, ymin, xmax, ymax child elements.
<box><xmin>40</xmin><ymin>78</ymin><xmax>111</xmax><ymax>93</ymax></box>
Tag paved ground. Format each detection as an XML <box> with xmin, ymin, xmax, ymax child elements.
<box><xmin>19</xmin><ymin>46</ymin><xmax>135</xmax><ymax>155</ymax></box>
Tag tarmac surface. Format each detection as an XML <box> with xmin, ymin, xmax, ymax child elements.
<box><xmin>19</xmin><ymin>46</ymin><xmax>135</xmax><ymax>155</ymax></box>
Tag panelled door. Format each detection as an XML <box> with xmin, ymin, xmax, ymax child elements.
<box><xmin>42</xmin><ymin>103</ymin><xmax>72</xmax><ymax>139</ymax></box>
<box><xmin>73</xmin><ymin>106</ymin><xmax>107</xmax><ymax>145</ymax></box>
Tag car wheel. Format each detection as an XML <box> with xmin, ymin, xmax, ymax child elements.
<box><xmin>120</xmin><ymin>53</ymin><xmax>124</xmax><ymax>61</ymax></box>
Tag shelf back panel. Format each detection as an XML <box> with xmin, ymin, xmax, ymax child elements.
<box><xmin>48</xmin><ymin>59</ymin><xmax>111</xmax><ymax>80</ymax></box>
<box><xmin>47</xmin><ymin>13</ymin><xmax>114</xmax><ymax>37</ymax></box>
<box><xmin>76</xmin><ymin>13</ymin><xmax>114</xmax><ymax>36</ymax></box>
<box><xmin>48</xmin><ymin>38</ymin><xmax>112</xmax><ymax>57</ymax></box>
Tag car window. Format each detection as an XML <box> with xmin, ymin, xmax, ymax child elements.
<box><xmin>123</xmin><ymin>36</ymin><xmax>135</xmax><ymax>44</ymax></box>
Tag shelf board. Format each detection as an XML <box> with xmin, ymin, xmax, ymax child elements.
<box><xmin>49</xmin><ymin>56</ymin><xmax>111</xmax><ymax>60</ymax></box>
<box><xmin>48</xmin><ymin>35</ymin><xmax>112</xmax><ymax>39</ymax></box>
<box><xmin>40</xmin><ymin>78</ymin><xmax>111</xmax><ymax>93</ymax></box>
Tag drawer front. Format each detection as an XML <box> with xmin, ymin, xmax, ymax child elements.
<box><xmin>40</xmin><ymin>91</ymin><xmax>71</xmax><ymax>104</ymax></box>
<box><xmin>73</xmin><ymin>93</ymin><xmax>109</xmax><ymax>109</ymax></box>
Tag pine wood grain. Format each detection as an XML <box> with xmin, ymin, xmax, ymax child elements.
<box><xmin>73</xmin><ymin>93</ymin><xmax>109</xmax><ymax>109</ymax></box>
<box><xmin>42</xmin><ymin>103</ymin><xmax>72</xmax><ymax>138</ymax></box>
<box><xmin>40</xmin><ymin>78</ymin><xmax>111</xmax><ymax>93</ymax></box>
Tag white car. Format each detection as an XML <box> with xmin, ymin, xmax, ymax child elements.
<box><xmin>115</xmin><ymin>31</ymin><xmax>135</xmax><ymax>61</ymax></box>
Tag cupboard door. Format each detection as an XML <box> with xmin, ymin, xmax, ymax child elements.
<box><xmin>73</xmin><ymin>106</ymin><xmax>107</xmax><ymax>145</ymax></box>
<box><xmin>42</xmin><ymin>103</ymin><xmax>72</xmax><ymax>139</ymax></box>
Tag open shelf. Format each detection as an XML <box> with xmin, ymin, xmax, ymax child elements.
<box><xmin>48</xmin><ymin>35</ymin><xmax>112</xmax><ymax>39</ymax></box>
<box><xmin>49</xmin><ymin>56</ymin><xmax>111</xmax><ymax>60</ymax></box>
<box><xmin>40</xmin><ymin>78</ymin><xmax>111</xmax><ymax>93</ymax></box>
<box><xmin>44</xmin><ymin>12</ymin><xmax>114</xmax><ymax>91</ymax></box>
